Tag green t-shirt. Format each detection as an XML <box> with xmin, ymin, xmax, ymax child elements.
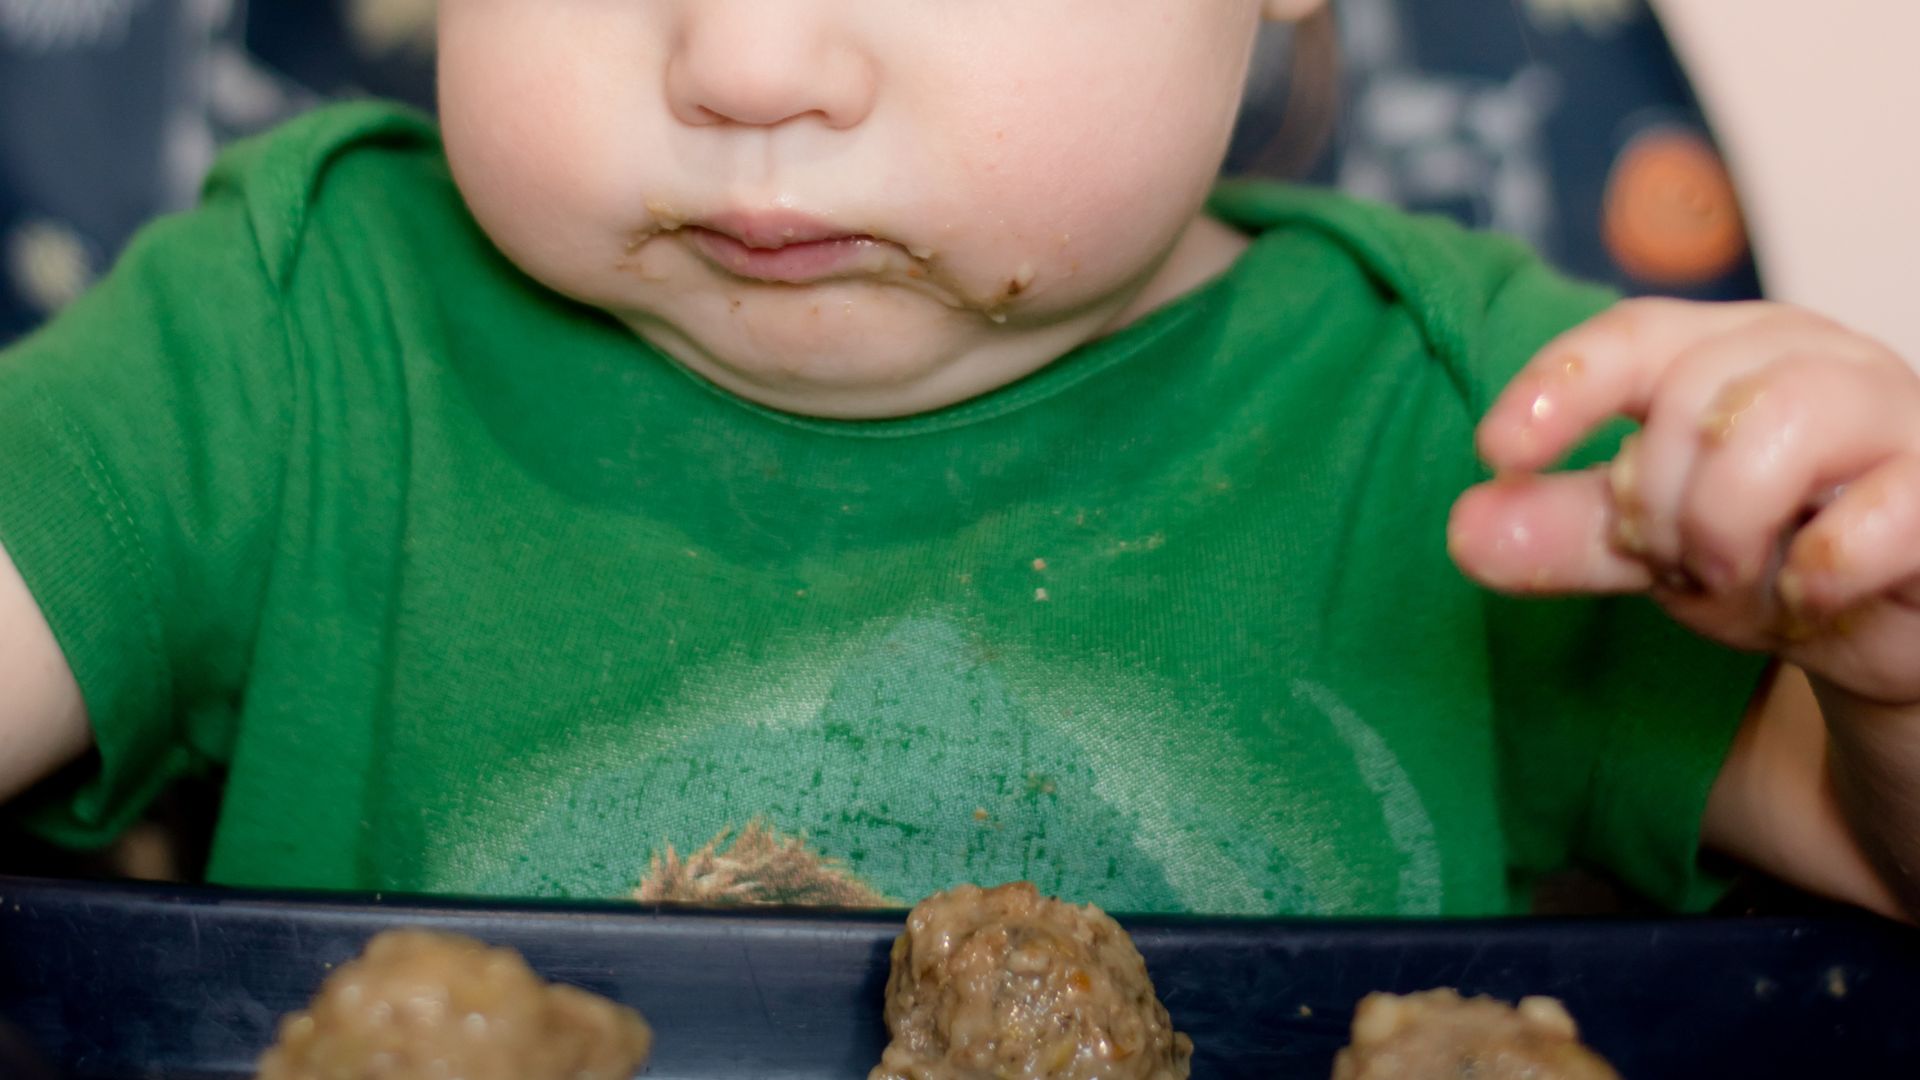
<box><xmin>0</xmin><ymin>103</ymin><xmax>1766</xmax><ymax>915</ymax></box>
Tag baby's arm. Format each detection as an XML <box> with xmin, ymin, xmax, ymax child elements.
<box><xmin>0</xmin><ymin>541</ymin><xmax>89</xmax><ymax>803</ymax></box>
<box><xmin>1451</xmin><ymin>298</ymin><xmax>1920</xmax><ymax>920</ymax></box>
<box><xmin>1703</xmin><ymin>663</ymin><xmax>1909</xmax><ymax>919</ymax></box>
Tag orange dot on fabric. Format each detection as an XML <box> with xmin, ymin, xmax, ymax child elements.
<box><xmin>1602</xmin><ymin>129</ymin><xmax>1751</xmax><ymax>286</ymax></box>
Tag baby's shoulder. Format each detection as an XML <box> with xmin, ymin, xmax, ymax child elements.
<box><xmin>203</xmin><ymin>101</ymin><xmax>459</xmax><ymax>287</ymax></box>
<box><xmin>1215</xmin><ymin>181</ymin><xmax>1616</xmax><ymax>397</ymax></box>
<box><xmin>1216</xmin><ymin>181</ymin><xmax>1568</xmax><ymax>317</ymax></box>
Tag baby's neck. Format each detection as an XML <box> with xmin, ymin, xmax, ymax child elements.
<box><xmin>1108</xmin><ymin>213</ymin><xmax>1253</xmax><ymax>334</ymax></box>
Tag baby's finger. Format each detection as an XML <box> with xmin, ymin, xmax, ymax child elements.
<box><xmin>1449</xmin><ymin>471</ymin><xmax>1654</xmax><ymax>595</ymax></box>
<box><xmin>1629</xmin><ymin>318</ymin><xmax>1894</xmax><ymax>571</ymax></box>
<box><xmin>1478</xmin><ymin>298</ymin><xmax>1777</xmax><ymax>472</ymax></box>
<box><xmin>1605</xmin><ymin>315</ymin><xmax>1825</xmax><ymax>566</ymax></box>
<box><xmin>1778</xmin><ymin>453</ymin><xmax>1920</xmax><ymax>619</ymax></box>
<box><xmin>1682</xmin><ymin>356</ymin><xmax>1915</xmax><ymax>593</ymax></box>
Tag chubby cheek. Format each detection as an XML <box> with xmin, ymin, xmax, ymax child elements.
<box><xmin>439</xmin><ymin>21</ymin><xmax>654</xmax><ymax>303</ymax></box>
<box><xmin>929</xmin><ymin>64</ymin><xmax>1243</xmax><ymax>314</ymax></box>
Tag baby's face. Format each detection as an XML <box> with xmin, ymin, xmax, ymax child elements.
<box><xmin>439</xmin><ymin>1</ymin><xmax>1314</xmax><ymax>418</ymax></box>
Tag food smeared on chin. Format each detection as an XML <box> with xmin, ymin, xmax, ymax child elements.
<box><xmin>256</xmin><ymin>930</ymin><xmax>652</xmax><ymax>1080</ymax></box>
<box><xmin>869</xmin><ymin>881</ymin><xmax>1193</xmax><ymax>1080</ymax></box>
<box><xmin>1331</xmin><ymin>988</ymin><xmax>1621</xmax><ymax>1080</ymax></box>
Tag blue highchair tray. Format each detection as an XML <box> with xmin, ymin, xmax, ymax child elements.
<box><xmin>2</xmin><ymin>875</ymin><xmax>1917</xmax><ymax>1078</ymax></box>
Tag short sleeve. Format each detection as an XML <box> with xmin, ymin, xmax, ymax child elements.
<box><xmin>0</xmin><ymin>184</ymin><xmax>293</xmax><ymax>846</ymax></box>
<box><xmin>1473</xmin><ymin>259</ymin><xmax>1773</xmax><ymax>911</ymax></box>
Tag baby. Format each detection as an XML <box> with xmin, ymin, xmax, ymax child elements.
<box><xmin>0</xmin><ymin>1</ymin><xmax>1915</xmax><ymax>921</ymax></box>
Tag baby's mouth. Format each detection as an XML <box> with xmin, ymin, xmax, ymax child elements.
<box><xmin>684</xmin><ymin>226</ymin><xmax>895</xmax><ymax>285</ymax></box>
<box><xmin>627</xmin><ymin>206</ymin><xmax>991</xmax><ymax>314</ymax></box>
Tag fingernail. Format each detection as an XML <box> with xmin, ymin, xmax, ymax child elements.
<box><xmin>1796</xmin><ymin>532</ymin><xmax>1845</xmax><ymax>577</ymax></box>
<box><xmin>1608</xmin><ymin>436</ymin><xmax>1641</xmax><ymax>508</ymax></box>
<box><xmin>1777</xmin><ymin>569</ymin><xmax>1809</xmax><ymax>615</ymax></box>
<box><xmin>1774</xmin><ymin>574</ymin><xmax>1825</xmax><ymax>644</ymax></box>
<box><xmin>1612</xmin><ymin>514</ymin><xmax>1648</xmax><ymax>557</ymax></box>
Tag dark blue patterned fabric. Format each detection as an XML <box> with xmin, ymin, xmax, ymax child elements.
<box><xmin>0</xmin><ymin>0</ymin><xmax>1760</xmax><ymax>344</ymax></box>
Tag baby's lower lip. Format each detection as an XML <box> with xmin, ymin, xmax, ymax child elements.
<box><xmin>686</xmin><ymin>227</ymin><xmax>887</xmax><ymax>284</ymax></box>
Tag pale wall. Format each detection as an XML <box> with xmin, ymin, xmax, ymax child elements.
<box><xmin>1652</xmin><ymin>0</ymin><xmax>1920</xmax><ymax>361</ymax></box>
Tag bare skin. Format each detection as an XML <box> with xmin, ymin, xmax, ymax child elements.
<box><xmin>0</xmin><ymin>544</ymin><xmax>87</xmax><ymax>802</ymax></box>
<box><xmin>1452</xmin><ymin>299</ymin><xmax>1920</xmax><ymax>920</ymax></box>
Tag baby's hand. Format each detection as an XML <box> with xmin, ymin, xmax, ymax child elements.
<box><xmin>1450</xmin><ymin>298</ymin><xmax>1920</xmax><ymax>705</ymax></box>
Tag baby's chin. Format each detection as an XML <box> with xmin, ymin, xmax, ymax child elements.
<box><xmin>619</xmin><ymin>289</ymin><xmax>1085</xmax><ymax>420</ymax></box>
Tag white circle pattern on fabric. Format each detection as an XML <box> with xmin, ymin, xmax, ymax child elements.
<box><xmin>6</xmin><ymin>219</ymin><xmax>94</xmax><ymax>314</ymax></box>
<box><xmin>1293</xmin><ymin>680</ymin><xmax>1444</xmax><ymax>916</ymax></box>
<box><xmin>0</xmin><ymin>0</ymin><xmax>145</xmax><ymax>53</ymax></box>
<box><xmin>1338</xmin><ymin>0</ymin><xmax>1562</xmax><ymax>253</ymax></box>
<box><xmin>1523</xmin><ymin>0</ymin><xmax>1646</xmax><ymax>36</ymax></box>
<box><xmin>346</xmin><ymin>0</ymin><xmax>437</xmax><ymax>56</ymax></box>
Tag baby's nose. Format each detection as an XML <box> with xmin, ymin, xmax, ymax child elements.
<box><xmin>666</xmin><ymin>2</ymin><xmax>877</xmax><ymax>130</ymax></box>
